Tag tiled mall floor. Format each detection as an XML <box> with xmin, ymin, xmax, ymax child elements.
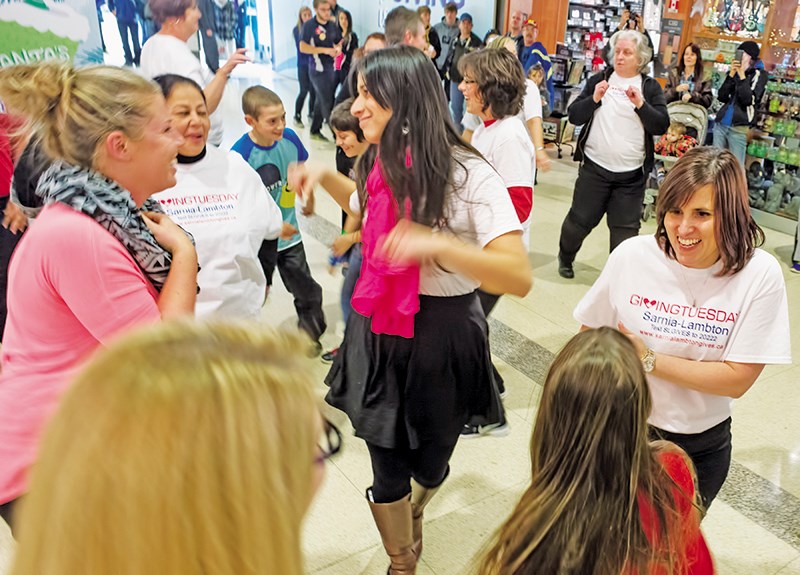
<box><xmin>0</xmin><ymin>38</ymin><xmax>798</xmax><ymax>573</ymax></box>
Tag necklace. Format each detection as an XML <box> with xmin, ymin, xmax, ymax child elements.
<box><xmin>676</xmin><ymin>264</ymin><xmax>712</xmax><ymax>308</ymax></box>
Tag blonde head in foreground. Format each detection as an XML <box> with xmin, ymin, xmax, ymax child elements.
<box><xmin>12</xmin><ymin>321</ymin><xmax>324</xmax><ymax>575</ymax></box>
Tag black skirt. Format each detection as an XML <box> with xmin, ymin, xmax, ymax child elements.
<box><xmin>325</xmin><ymin>291</ymin><xmax>504</xmax><ymax>449</ymax></box>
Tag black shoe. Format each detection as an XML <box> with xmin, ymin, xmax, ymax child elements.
<box><xmin>310</xmin><ymin>131</ymin><xmax>329</xmax><ymax>142</ymax></box>
<box><xmin>558</xmin><ymin>258</ymin><xmax>574</xmax><ymax>279</ymax></box>
<box><xmin>460</xmin><ymin>422</ymin><xmax>510</xmax><ymax>439</ymax></box>
<box><xmin>321</xmin><ymin>347</ymin><xmax>339</xmax><ymax>364</ymax></box>
<box><xmin>293</xmin><ymin>115</ymin><xmax>304</xmax><ymax>128</ymax></box>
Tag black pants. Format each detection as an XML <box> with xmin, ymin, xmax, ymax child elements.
<box><xmin>476</xmin><ymin>289</ymin><xmax>504</xmax><ymax>395</ymax></box>
<box><xmin>295</xmin><ymin>64</ymin><xmax>315</xmax><ymax>119</ymax></box>
<box><xmin>258</xmin><ymin>240</ymin><xmax>326</xmax><ymax>343</ymax></box>
<box><xmin>650</xmin><ymin>417</ymin><xmax>732</xmax><ymax>510</ymax></box>
<box><xmin>117</xmin><ymin>19</ymin><xmax>141</xmax><ymax>65</ymax></box>
<box><xmin>0</xmin><ymin>498</ymin><xmax>16</xmax><ymax>533</ymax></box>
<box><xmin>200</xmin><ymin>29</ymin><xmax>219</xmax><ymax>73</ymax></box>
<box><xmin>558</xmin><ymin>156</ymin><xmax>646</xmax><ymax>264</ymax></box>
<box><xmin>310</xmin><ymin>68</ymin><xmax>336</xmax><ymax>135</ymax></box>
<box><xmin>367</xmin><ymin>440</ymin><xmax>456</xmax><ymax>503</ymax></box>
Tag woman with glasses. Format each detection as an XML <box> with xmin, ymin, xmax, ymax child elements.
<box><xmin>10</xmin><ymin>321</ymin><xmax>337</xmax><ymax>575</ymax></box>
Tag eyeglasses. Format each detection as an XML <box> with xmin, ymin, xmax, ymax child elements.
<box><xmin>317</xmin><ymin>418</ymin><xmax>342</xmax><ymax>463</ymax></box>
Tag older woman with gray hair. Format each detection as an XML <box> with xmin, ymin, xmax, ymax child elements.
<box><xmin>140</xmin><ymin>0</ymin><xmax>249</xmax><ymax>146</ymax></box>
<box><xmin>557</xmin><ymin>29</ymin><xmax>668</xmax><ymax>279</ymax></box>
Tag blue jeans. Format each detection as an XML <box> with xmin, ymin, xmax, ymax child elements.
<box><xmin>340</xmin><ymin>243</ymin><xmax>362</xmax><ymax>326</ymax></box>
<box><xmin>713</xmin><ymin>123</ymin><xmax>748</xmax><ymax>166</ymax></box>
<box><xmin>449</xmin><ymin>81</ymin><xmax>465</xmax><ymax>131</ymax></box>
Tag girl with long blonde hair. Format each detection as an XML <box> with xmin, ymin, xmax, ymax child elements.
<box><xmin>11</xmin><ymin>321</ymin><xmax>336</xmax><ymax>575</ymax></box>
<box><xmin>476</xmin><ymin>328</ymin><xmax>714</xmax><ymax>574</ymax></box>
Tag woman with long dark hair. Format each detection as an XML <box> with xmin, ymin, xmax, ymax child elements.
<box><xmin>293</xmin><ymin>6</ymin><xmax>315</xmax><ymax>127</ymax></box>
<box><xmin>664</xmin><ymin>43</ymin><xmax>712</xmax><ymax>108</ymax></box>
<box><xmin>476</xmin><ymin>328</ymin><xmax>714</xmax><ymax>574</ymax></box>
<box><xmin>291</xmin><ymin>45</ymin><xmax>532</xmax><ymax>574</ymax></box>
<box><xmin>334</xmin><ymin>9</ymin><xmax>358</xmax><ymax>96</ymax></box>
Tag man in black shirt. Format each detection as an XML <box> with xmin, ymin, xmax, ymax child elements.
<box><xmin>300</xmin><ymin>0</ymin><xmax>342</xmax><ymax>141</ymax></box>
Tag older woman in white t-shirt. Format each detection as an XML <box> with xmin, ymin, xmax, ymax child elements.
<box><xmin>558</xmin><ymin>29</ymin><xmax>669</xmax><ymax>279</ymax></box>
<box><xmin>152</xmin><ymin>75</ymin><xmax>283</xmax><ymax>320</ymax></box>
<box><xmin>140</xmin><ymin>0</ymin><xmax>249</xmax><ymax>145</ymax></box>
<box><xmin>575</xmin><ymin>147</ymin><xmax>791</xmax><ymax>509</ymax></box>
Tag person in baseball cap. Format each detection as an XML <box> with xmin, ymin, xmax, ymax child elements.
<box><xmin>713</xmin><ymin>40</ymin><xmax>766</xmax><ymax>165</ymax></box>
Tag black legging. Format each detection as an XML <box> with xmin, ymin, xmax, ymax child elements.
<box><xmin>295</xmin><ymin>64</ymin><xmax>315</xmax><ymax>119</ymax></box>
<box><xmin>367</xmin><ymin>441</ymin><xmax>457</xmax><ymax>503</ymax></box>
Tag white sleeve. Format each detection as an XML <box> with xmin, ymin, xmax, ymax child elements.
<box><xmin>231</xmin><ymin>152</ymin><xmax>282</xmax><ymax>240</ymax></box>
<box><xmin>523</xmin><ymin>80</ymin><xmax>543</xmax><ymax>121</ymax></box>
<box><xmin>454</xmin><ymin>157</ymin><xmax>522</xmax><ymax>248</ymax></box>
<box><xmin>573</xmin><ymin>250</ymin><xmax>622</xmax><ymax>328</ymax></box>
<box><xmin>348</xmin><ymin>190</ymin><xmax>361</xmax><ymax>216</ymax></box>
<box><xmin>724</xmin><ymin>257</ymin><xmax>792</xmax><ymax>364</ymax></box>
<box><xmin>491</xmin><ymin>134</ymin><xmax>535</xmax><ymax>189</ymax></box>
<box><xmin>462</xmin><ymin>113</ymin><xmax>481</xmax><ymax>132</ymax></box>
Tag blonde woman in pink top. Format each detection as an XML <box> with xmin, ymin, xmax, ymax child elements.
<box><xmin>0</xmin><ymin>62</ymin><xmax>197</xmax><ymax>530</ymax></box>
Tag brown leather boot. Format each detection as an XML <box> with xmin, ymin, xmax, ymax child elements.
<box><xmin>410</xmin><ymin>467</ymin><xmax>448</xmax><ymax>559</ymax></box>
<box><xmin>367</xmin><ymin>489</ymin><xmax>417</xmax><ymax>575</ymax></box>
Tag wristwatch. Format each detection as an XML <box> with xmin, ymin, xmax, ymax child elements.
<box><xmin>641</xmin><ymin>348</ymin><xmax>656</xmax><ymax>373</ymax></box>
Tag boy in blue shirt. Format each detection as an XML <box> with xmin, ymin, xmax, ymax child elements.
<box><xmin>232</xmin><ymin>86</ymin><xmax>327</xmax><ymax>354</ymax></box>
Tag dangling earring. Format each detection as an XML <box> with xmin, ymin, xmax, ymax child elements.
<box><xmin>401</xmin><ymin>120</ymin><xmax>410</xmax><ymax>135</ymax></box>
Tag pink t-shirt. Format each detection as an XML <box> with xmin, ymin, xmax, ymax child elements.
<box><xmin>0</xmin><ymin>203</ymin><xmax>160</xmax><ymax>503</ymax></box>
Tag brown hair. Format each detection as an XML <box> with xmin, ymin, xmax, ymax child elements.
<box><xmin>416</xmin><ymin>5</ymin><xmax>430</xmax><ymax>16</ymax></box>
<box><xmin>475</xmin><ymin>327</ymin><xmax>700</xmax><ymax>575</ymax></box>
<box><xmin>148</xmin><ymin>0</ymin><xmax>195</xmax><ymax>24</ymax></box>
<box><xmin>656</xmin><ymin>146</ymin><xmax>764</xmax><ymax>275</ymax></box>
<box><xmin>384</xmin><ymin>6</ymin><xmax>423</xmax><ymax>46</ymax></box>
<box><xmin>329</xmin><ymin>98</ymin><xmax>364</xmax><ymax>141</ymax></box>
<box><xmin>0</xmin><ymin>62</ymin><xmax>160</xmax><ymax>169</ymax></box>
<box><xmin>242</xmin><ymin>85</ymin><xmax>283</xmax><ymax>118</ymax></box>
<box><xmin>313</xmin><ymin>0</ymin><xmax>329</xmax><ymax>9</ymax></box>
<box><xmin>12</xmin><ymin>321</ymin><xmax>320</xmax><ymax>575</ymax></box>
<box><xmin>458</xmin><ymin>48</ymin><xmax>525</xmax><ymax>119</ymax></box>
<box><xmin>444</xmin><ymin>2</ymin><xmax>457</xmax><ymax>13</ymax></box>
<box><xmin>677</xmin><ymin>42</ymin><xmax>704</xmax><ymax>81</ymax></box>
<box><xmin>296</xmin><ymin>5</ymin><xmax>312</xmax><ymax>32</ymax></box>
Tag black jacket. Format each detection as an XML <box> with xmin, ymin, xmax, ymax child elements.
<box><xmin>569</xmin><ymin>68</ymin><xmax>669</xmax><ymax>174</ymax></box>
<box><xmin>663</xmin><ymin>67</ymin><xmax>713</xmax><ymax>109</ymax></box>
<box><xmin>445</xmin><ymin>33</ymin><xmax>483</xmax><ymax>83</ymax></box>
<box><xmin>716</xmin><ymin>65</ymin><xmax>767</xmax><ymax>128</ymax></box>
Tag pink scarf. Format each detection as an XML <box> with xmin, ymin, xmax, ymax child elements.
<box><xmin>351</xmin><ymin>157</ymin><xmax>420</xmax><ymax>338</ymax></box>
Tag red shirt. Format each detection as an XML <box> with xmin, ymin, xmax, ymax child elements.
<box><xmin>635</xmin><ymin>451</ymin><xmax>715</xmax><ymax>574</ymax></box>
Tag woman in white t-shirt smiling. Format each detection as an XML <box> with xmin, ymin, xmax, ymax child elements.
<box><xmin>152</xmin><ymin>74</ymin><xmax>283</xmax><ymax>321</ymax></box>
<box><xmin>140</xmin><ymin>0</ymin><xmax>249</xmax><ymax>145</ymax></box>
<box><xmin>574</xmin><ymin>147</ymin><xmax>791</xmax><ymax>509</ymax></box>
<box><xmin>558</xmin><ymin>29</ymin><xmax>669</xmax><ymax>279</ymax></box>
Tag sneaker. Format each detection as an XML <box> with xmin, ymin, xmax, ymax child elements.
<box><xmin>558</xmin><ymin>258</ymin><xmax>574</xmax><ymax>279</ymax></box>
<box><xmin>293</xmin><ymin>115</ymin><xmax>304</xmax><ymax>128</ymax></box>
<box><xmin>460</xmin><ymin>422</ymin><xmax>510</xmax><ymax>439</ymax></box>
<box><xmin>791</xmin><ymin>261</ymin><xmax>800</xmax><ymax>274</ymax></box>
<box><xmin>310</xmin><ymin>131</ymin><xmax>329</xmax><ymax>142</ymax></box>
<box><xmin>321</xmin><ymin>347</ymin><xmax>339</xmax><ymax>364</ymax></box>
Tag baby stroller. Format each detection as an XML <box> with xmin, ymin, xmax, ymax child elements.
<box><xmin>642</xmin><ymin>101</ymin><xmax>709</xmax><ymax>221</ymax></box>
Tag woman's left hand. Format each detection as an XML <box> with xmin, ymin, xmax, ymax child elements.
<box><xmin>617</xmin><ymin>322</ymin><xmax>647</xmax><ymax>358</ymax></box>
<box><xmin>681</xmin><ymin>92</ymin><xmax>691</xmax><ymax>103</ymax></box>
<box><xmin>625</xmin><ymin>86</ymin><xmax>644</xmax><ymax>109</ymax></box>
<box><xmin>536</xmin><ymin>149</ymin><xmax>552</xmax><ymax>172</ymax></box>
<box><xmin>377</xmin><ymin>220</ymin><xmax>445</xmax><ymax>266</ymax></box>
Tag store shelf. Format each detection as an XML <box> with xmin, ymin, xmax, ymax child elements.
<box><xmin>772</xmin><ymin>40</ymin><xmax>800</xmax><ymax>49</ymax></box>
<box><xmin>693</xmin><ymin>29</ymin><xmax>764</xmax><ymax>43</ymax></box>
